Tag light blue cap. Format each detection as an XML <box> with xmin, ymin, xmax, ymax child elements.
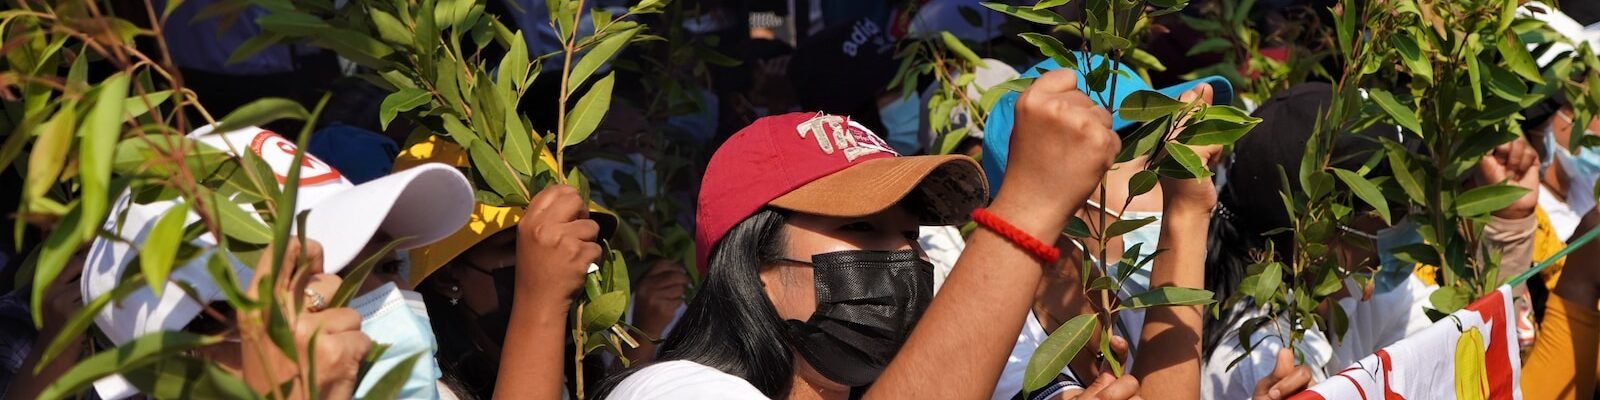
<box><xmin>981</xmin><ymin>52</ymin><xmax>1235</xmax><ymax>196</ymax></box>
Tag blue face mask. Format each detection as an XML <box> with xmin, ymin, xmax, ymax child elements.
<box><xmin>1546</xmin><ymin>117</ymin><xmax>1600</xmax><ymax>214</ymax></box>
<box><xmin>1369</xmin><ymin>218</ymin><xmax>1424</xmax><ymax>293</ymax></box>
<box><xmin>1112</xmin><ymin>211</ymin><xmax>1161</xmax><ymax>294</ymax></box>
<box><xmin>352</xmin><ymin>283</ymin><xmax>442</xmax><ymax>399</ymax></box>
<box><xmin>879</xmin><ymin>94</ymin><xmax>923</xmax><ymax>155</ymax></box>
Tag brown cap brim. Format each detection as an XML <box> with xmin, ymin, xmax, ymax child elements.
<box><xmin>770</xmin><ymin>155</ymin><xmax>988</xmax><ymax>225</ymax></box>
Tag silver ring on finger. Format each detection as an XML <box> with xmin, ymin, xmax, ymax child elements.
<box><xmin>305</xmin><ymin>288</ymin><xmax>327</xmax><ymax>312</ymax></box>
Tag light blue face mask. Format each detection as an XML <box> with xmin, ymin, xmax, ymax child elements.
<box><xmin>879</xmin><ymin>94</ymin><xmax>923</xmax><ymax>155</ymax></box>
<box><xmin>1546</xmin><ymin>117</ymin><xmax>1600</xmax><ymax>214</ymax></box>
<box><xmin>352</xmin><ymin>283</ymin><xmax>442</xmax><ymax>399</ymax></box>
<box><xmin>1365</xmin><ymin>218</ymin><xmax>1423</xmax><ymax>293</ymax></box>
<box><xmin>1111</xmin><ymin>211</ymin><xmax>1161</xmax><ymax>294</ymax></box>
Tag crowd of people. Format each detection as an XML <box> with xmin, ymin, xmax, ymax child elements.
<box><xmin>3</xmin><ymin>0</ymin><xmax>1600</xmax><ymax>399</ymax></box>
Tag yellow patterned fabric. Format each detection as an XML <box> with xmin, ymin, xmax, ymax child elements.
<box><xmin>1531</xmin><ymin>206</ymin><xmax>1567</xmax><ymax>291</ymax></box>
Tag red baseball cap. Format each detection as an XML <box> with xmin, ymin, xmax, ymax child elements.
<box><xmin>695</xmin><ymin>112</ymin><xmax>988</xmax><ymax>273</ymax></box>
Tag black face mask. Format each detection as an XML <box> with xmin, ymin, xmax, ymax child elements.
<box><xmin>784</xmin><ymin>249</ymin><xmax>935</xmax><ymax>388</ymax></box>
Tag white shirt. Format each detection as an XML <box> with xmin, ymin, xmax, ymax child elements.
<box><xmin>1539</xmin><ymin>185</ymin><xmax>1580</xmax><ymax>241</ymax></box>
<box><xmin>923</xmin><ymin>226</ymin><xmax>1081</xmax><ymax>400</ymax></box>
<box><xmin>1202</xmin><ymin>305</ymin><xmax>1334</xmax><ymax>399</ymax></box>
<box><xmin>608</xmin><ymin>360</ymin><xmax>769</xmax><ymax>399</ymax></box>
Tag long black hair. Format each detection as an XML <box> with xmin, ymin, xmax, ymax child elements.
<box><xmin>595</xmin><ymin>209</ymin><xmax>795</xmax><ymax>398</ymax></box>
<box><xmin>1200</xmin><ymin>82</ymin><xmax>1412</xmax><ymax>359</ymax></box>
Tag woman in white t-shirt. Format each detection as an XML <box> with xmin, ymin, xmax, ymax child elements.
<box><xmin>592</xmin><ymin>81</ymin><xmax>1149</xmax><ymax>399</ymax></box>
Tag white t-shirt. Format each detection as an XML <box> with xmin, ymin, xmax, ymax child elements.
<box><xmin>1539</xmin><ymin>185</ymin><xmax>1581</xmax><ymax>241</ymax></box>
<box><xmin>1202</xmin><ymin>305</ymin><xmax>1334</xmax><ymax>399</ymax></box>
<box><xmin>1201</xmin><ymin>273</ymin><xmax>1439</xmax><ymax>398</ymax></box>
<box><xmin>923</xmin><ymin>226</ymin><xmax>1081</xmax><ymax>400</ymax></box>
<box><xmin>608</xmin><ymin>360</ymin><xmax>770</xmax><ymax>399</ymax></box>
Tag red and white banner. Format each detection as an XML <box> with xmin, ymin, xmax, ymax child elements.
<box><xmin>1290</xmin><ymin>286</ymin><xmax>1521</xmax><ymax>400</ymax></box>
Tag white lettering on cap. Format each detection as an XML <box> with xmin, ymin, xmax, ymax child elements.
<box><xmin>797</xmin><ymin>113</ymin><xmax>898</xmax><ymax>162</ymax></box>
<box><xmin>841</xmin><ymin>19</ymin><xmax>882</xmax><ymax>57</ymax></box>
<box><xmin>249</xmin><ymin>130</ymin><xmax>343</xmax><ymax>185</ymax></box>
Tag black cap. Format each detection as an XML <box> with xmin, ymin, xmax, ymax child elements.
<box><xmin>1222</xmin><ymin>82</ymin><xmax>1416</xmax><ymax>237</ymax></box>
<box><xmin>787</xmin><ymin>18</ymin><xmax>898</xmax><ymax>134</ymax></box>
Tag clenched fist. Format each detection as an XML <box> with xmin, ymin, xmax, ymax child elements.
<box><xmin>997</xmin><ymin>69</ymin><xmax>1121</xmax><ymax>227</ymax></box>
<box><xmin>515</xmin><ymin>185</ymin><xmax>604</xmax><ymax>306</ymax></box>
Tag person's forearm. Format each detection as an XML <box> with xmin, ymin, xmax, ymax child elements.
<box><xmin>868</xmin><ymin>195</ymin><xmax>1075</xmax><ymax>399</ymax></box>
<box><xmin>1482</xmin><ymin>213</ymin><xmax>1536</xmax><ymax>296</ymax></box>
<box><xmin>495</xmin><ymin>295</ymin><xmax>573</xmax><ymax>400</ymax></box>
<box><xmin>1131</xmin><ymin>205</ymin><xmax>1209</xmax><ymax>400</ymax></box>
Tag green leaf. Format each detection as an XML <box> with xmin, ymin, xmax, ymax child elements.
<box><xmin>1088</xmin><ymin>276</ymin><xmax>1119</xmax><ymax>291</ymax></box>
<box><xmin>122</xmin><ymin>356</ymin><xmax>259</xmax><ymax>399</ymax></box>
<box><xmin>217</xmin><ymin>98</ymin><xmax>309</xmax><ymax>131</ymax></box>
<box><xmin>39</xmin><ymin>332</ymin><xmax>223</xmax><ymax>400</ymax></box>
<box><xmin>123</xmin><ymin>90</ymin><xmax>173</xmax><ymax>119</ymax></box>
<box><xmin>1090</xmin><ymin>31</ymin><xmax>1132</xmax><ymax>50</ymax></box>
<box><xmin>1105</xmin><ymin>216</ymin><xmax>1157</xmax><ymax>238</ymax></box>
<box><xmin>1384</xmin><ymin>141</ymin><xmax>1427</xmax><ymax>204</ymax></box>
<box><xmin>468</xmin><ymin>140</ymin><xmax>528</xmax><ymax>204</ymax></box>
<box><xmin>1022</xmin><ymin>314</ymin><xmax>1097</xmax><ymax>393</ymax></box>
<box><xmin>1017</xmin><ymin>33</ymin><xmax>1077</xmax><ymax>70</ymax></box>
<box><xmin>1161</xmin><ymin>142</ymin><xmax>1210</xmax><ymax>179</ymax></box>
<box><xmin>1484</xmin><ymin>64</ymin><xmax>1527</xmax><ymax>101</ymax></box>
<box><xmin>980</xmin><ymin>2</ymin><xmax>1069</xmax><ymax>25</ymax></box>
<box><xmin>1033</xmin><ymin>0</ymin><xmax>1072</xmax><ymax>10</ymax></box>
<box><xmin>1332</xmin><ymin>168</ymin><xmax>1390</xmax><ymax>224</ymax></box>
<box><xmin>1118</xmin><ymin>286</ymin><xmax>1216</xmax><ymax>310</ymax></box>
<box><xmin>329</xmin><ymin>237</ymin><xmax>407</xmax><ymax>308</ymax></box>
<box><xmin>1125</xmin><ymin>48</ymin><xmax>1167</xmax><ymax>72</ymax></box>
<box><xmin>256</xmin><ymin>12</ymin><xmax>331</xmax><ymax>36</ymax></box>
<box><xmin>1391</xmin><ymin>34</ymin><xmax>1433</xmax><ymax>82</ymax></box>
<box><xmin>605</xmin><ymin>250</ymin><xmax>629</xmax><ymax>294</ymax></box>
<box><xmin>441</xmin><ymin>117</ymin><xmax>481</xmax><ymax>150</ymax></box>
<box><xmin>370</xmin><ymin>9</ymin><xmax>412</xmax><ymax>45</ymax></box>
<box><xmin>1454</xmin><ymin>184</ymin><xmax>1530</xmax><ymax>216</ymax></box>
<box><xmin>504</xmin><ymin>119</ymin><xmax>535</xmax><ymax>176</ymax></box>
<box><xmin>583</xmin><ymin>291</ymin><xmax>628</xmax><ymax>331</ymax></box>
<box><xmin>1497</xmin><ymin>32</ymin><xmax>1545</xmax><ymax>84</ymax></box>
<box><xmin>205</xmin><ymin>190</ymin><xmax>272</xmax><ymax>244</ymax></box>
<box><xmin>567</xmin><ymin>27</ymin><xmax>638</xmax><ymax>93</ymax></box>
<box><xmin>24</xmin><ymin>105</ymin><xmax>77</xmax><ymax>202</ymax></box>
<box><xmin>1427</xmin><ymin>285</ymin><xmax>1470</xmax><ymax>315</ymax></box>
<box><xmin>1127</xmin><ymin>170</ymin><xmax>1158</xmax><ymax>198</ymax></box>
<box><xmin>78</xmin><ymin>74</ymin><xmax>129</xmax><ymax>239</ymax></box>
<box><xmin>564</xmin><ymin>73</ymin><xmax>615</xmax><ymax>148</ymax></box>
<box><xmin>1179</xmin><ymin>120</ymin><xmax>1253</xmax><ymax>146</ymax></box>
<box><xmin>1367</xmin><ymin>89</ymin><xmax>1422</xmax><ymax>135</ymax></box>
<box><xmin>502</xmin><ymin>31</ymin><xmax>531</xmax><ymax>92</ymax></box>
<box><xmin>228</xmin><ymin>33</ymin><xmax>288</xmax><ymax>65</ymax></box>
<box><xmin>362</xmin><ymin>352</ymin><xmax>425</xmax><ymax>400</ymax></box>
<box><xmin>140</xmin><ymin>202</ymin><xmax>190</xmax><ymax>296</ymax></box>
<box><xmin>32</xmin><ymin>203</ymin><xmax>84</xmax><ymax>326</ymax></box>
<box><xmin>1240</xmin><ymin>262</ymin><xmax>1282</xmax><ymax>303</ymax></box>
<box><xmin>308</xmin><ymin>28</ymin><xmax>396</xmax><ymax>68</ymax></box>
<box><xmin>1186</xmin><ymin>38</ymin><xmax>1232</xmax><ymax>56</ymax></box>
<box><xmin>379</xmin><ymin>88</ymin><xmax>430</xmax><ymax>131</ymax></box>
<box><xmin>1388</xmin><ymin>243</ymin><xmax>1440</xmax><ymax>269</ymax></box>
<box><xmin>1118</xmin><ymin>90</ymin><xmax>1183</xmax><ymax>122</ymax></box>
<box><xmin>1063</xmin><ymin>216</ymin><xmax>1091</xmax><ymax>238</ymax></box>
<box><xmin>940</xmin><ymin>31</ymin><xmax>983</xmax><ymax>65</ymax></box>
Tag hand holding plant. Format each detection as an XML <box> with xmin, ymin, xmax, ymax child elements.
<box><xmin>515</xmin><ymin>185</ymin><xmax>604</xmax><ymax>306</ymax></box>
<box><xmin>1475</xmin><ymin>137</ymin><xmax>1541</xmax><ymax>220</ymax></box>
<box><xmin>240</xmin><ymin>239</ymin><xmax>373</xmax><ymax>399</ymax></box>
<box><xmin>996</xmin><ymin>69</ymin><xmax>1120</xmax><ymax>229</ymax></box>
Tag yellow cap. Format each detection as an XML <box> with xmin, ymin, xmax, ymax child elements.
<box><xmin>394</xmin><ymin>135</ymin><xmax>618</xmax><ymax>285</ymax></box>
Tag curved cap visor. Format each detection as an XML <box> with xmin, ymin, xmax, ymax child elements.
<box><xmin>301</xmin><ymin>162</ymin><xmax>475</xmax><ymax>272</ymax></box>
<box><xmin>769</xmin><ymin>154</ymin><xmax>987</xmax><ymax>226</ymax></box>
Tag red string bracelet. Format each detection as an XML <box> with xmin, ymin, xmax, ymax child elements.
<box><xmin>971</xmin><ymin>208</ymin><xmax>1060</xmax><ymax>264</ymax></box>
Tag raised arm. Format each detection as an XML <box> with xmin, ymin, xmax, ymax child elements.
<box><xmin>1130</xmin><ymin>85</ymin><xmax>1219</xmax><ymax>400</ymax></box>
<box><xmin>869</xmin><ymin>70</ymin><xmax>1120</xmax><ymax>398</ymax></box>
<box><xmin>495</xmin><ymin>185</ymin><xmax>603</xmax><ymax>400</ymax></box>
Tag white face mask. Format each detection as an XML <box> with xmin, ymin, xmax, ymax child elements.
<box><xmin>1546</xmin><ymin>112</ymin><xmax>1600</xmax><ymax>214</ymax></box>
<box><xmin>351</xmin><ymin>282</ymin><xmax>442</xmax><ymax>399</ymax></box>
